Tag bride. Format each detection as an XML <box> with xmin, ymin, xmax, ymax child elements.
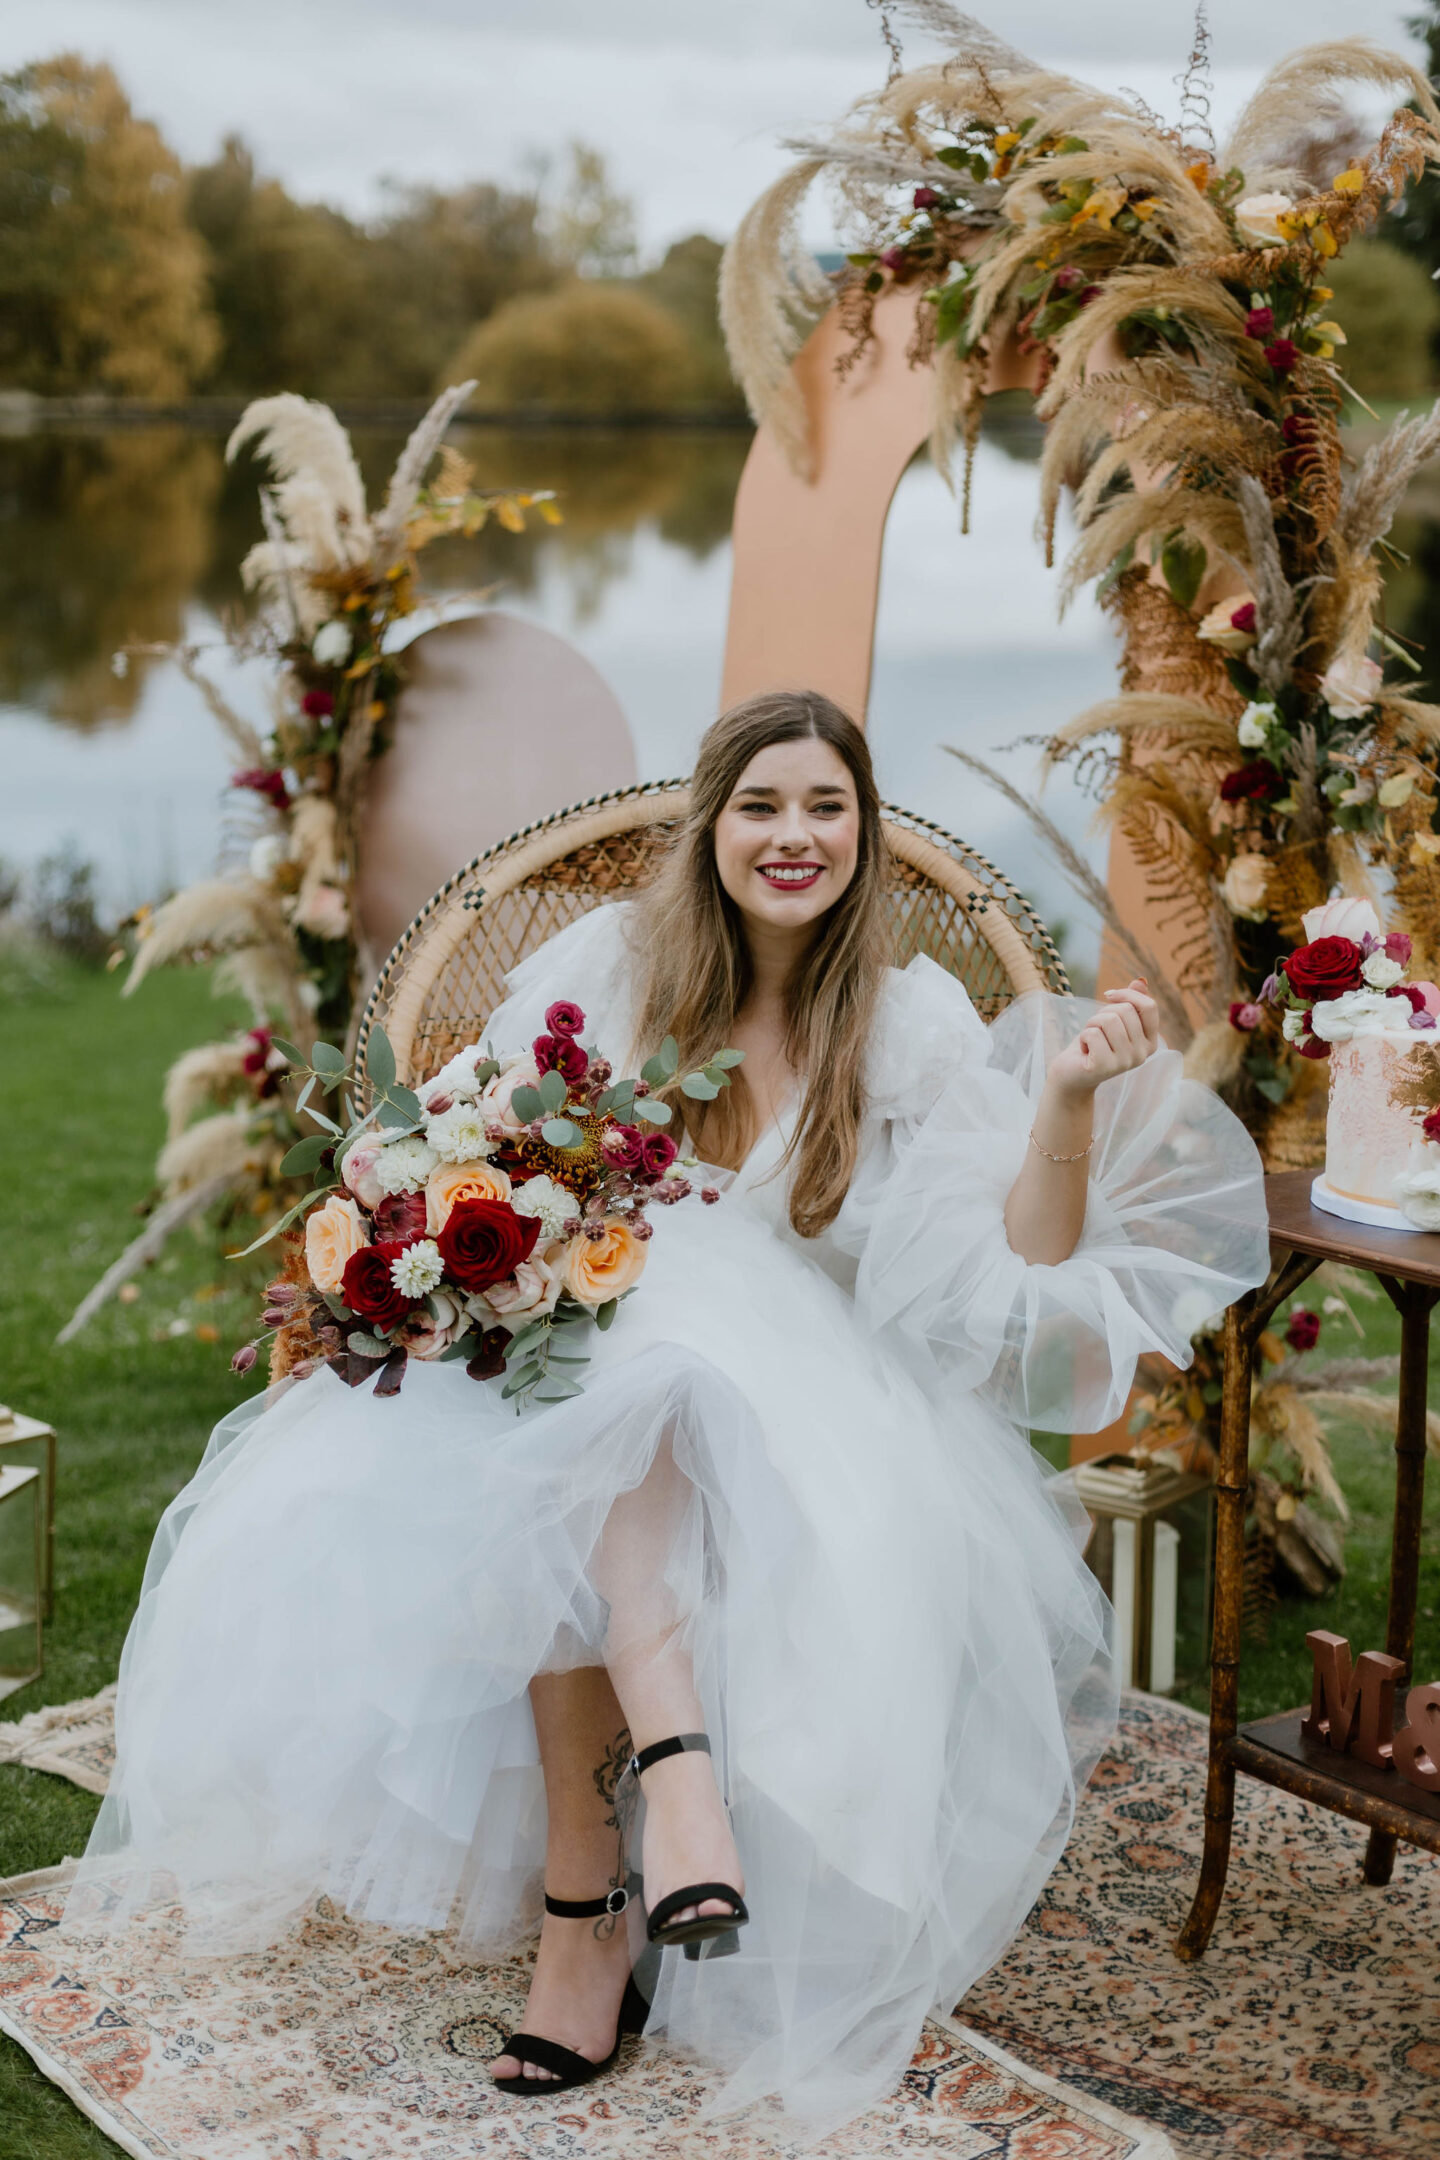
<box><xmin>75</xmin><ymin>689</ymin><xmax>1269</xmax><ymax>2135</ymax></box>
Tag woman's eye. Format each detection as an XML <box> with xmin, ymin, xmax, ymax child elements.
<box><xmin>814</xmin><ymin>801</ymin><xmax>845</xmax><ymax>816</ymax></box>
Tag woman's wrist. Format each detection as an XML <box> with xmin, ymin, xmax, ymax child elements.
<box><xmin>1029</xmin><ymin>1078</ymin><xmax>1096</xmax><ymax>1161</ymax></box>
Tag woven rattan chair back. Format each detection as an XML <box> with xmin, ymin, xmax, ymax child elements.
<box><xmin>357</xmin><ymin>781</ymin><xmax>1069</xmax><ymax>1088</ymax></box>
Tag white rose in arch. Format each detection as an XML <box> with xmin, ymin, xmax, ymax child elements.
<box><xmin>1221</xmin><ymin>853</ymin><xmax>1270</xmax><ymax>920</ymax></box>
<box><xmin>1300</xmin><ymin>895</ymin><xmax>1381</xmax><ymax>944</ymax></box>
<box><xmin>293</xmin><ymin>881</ymin><xmax>350</xmax><ymax>941</ymax></box>
<box><xmin>1235</xmin><ymin>192</ymin><xmax>1295</xmax><ymax>245</ymax></box>
<box><xmin>1320</xmin><ymin>650</ymin><xmax>1383</xmax><ymax>720</ymax></box>
<box><xmin>1236</xmin><ymin>701</ymin><xmax>1277</xmax><ymax>750</ymax></box>
<box><xmin>312</xmin><ymin>620</ymin><xmax>351</xmax><ymax>666</ymax></box>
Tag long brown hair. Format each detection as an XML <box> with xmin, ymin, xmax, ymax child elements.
<box><xmin>629</xmin><ymin>689</ymin><xmax>890</xmax><ymax>1237</ymax></box>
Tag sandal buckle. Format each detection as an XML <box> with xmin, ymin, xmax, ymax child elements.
<box><xmin>605</xmin><ymin>1885</ymin><xmax>629</xmax><ymax>1917</ymax></box>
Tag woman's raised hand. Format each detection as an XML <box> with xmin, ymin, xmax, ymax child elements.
<box><xmin>1051</xmin><ymin>979</ymin><xmax>1161</xmax><ymax>1097</ymax></box>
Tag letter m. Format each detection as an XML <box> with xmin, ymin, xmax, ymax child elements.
<box><xmin>1300</xmin><ymin>1630</ymin><xmax>1404</xmax><ymax>1770</ymax></box>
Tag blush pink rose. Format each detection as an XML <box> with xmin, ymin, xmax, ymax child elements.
<box><xmin>396</xmin><ymin>1289</ymin><xmax>464</xmax><ymax>1360</ymax></box>
<box><xmin>477</xmin><ymin>1054</ymin><xmax>542</xmax><ymax>1136</ymax></box>
<box><xmin>477</xmin><ymin>1242</ymin><xmax>566</xmax><ymax>1327</ymax></box>
<box><xmin>340</xmin><ymin>1138</ymin><xmax>386</xmax><ymax>1209</ymax></box>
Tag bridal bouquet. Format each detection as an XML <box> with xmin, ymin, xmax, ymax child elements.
<box><xmin>1260</xmin><ymin>897</ymin><xmax>1438</xmax><ymax>1061</ymax></box>
<box><xmin>234</xmin><ymin>1003</ymin><xmax>741</xmax><ymax>1406</ymax></box>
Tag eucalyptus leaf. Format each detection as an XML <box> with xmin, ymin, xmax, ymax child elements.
<box><xmin>228</xmin><ymin>1185</ymin><xmax>331</xmax><ymax>1257</ymax></box>
<box><xmin>375</xmin><ymin>1101</ymin><xmax>419</xmax><ymax>1130</ymax></box>
<box><xmin>708</xmin><ymin>1047</ymin><xmax>745</xmax><ymax>1069</ymax></box>
<box><xmin>659</xmin><ymin>1035</ymin><xmax>679</xmax><ymax>1076</ymax></box>
<box><xmin>501</xmin><ymin>1361</ymin><xmax>543</xmax><ymax>1399</ymax></box>
<box><xmin>366</xmin><ymin>1028</ymin><xmax>397</xmax><ymax>1091</ymax></box>
<box><xmin>1160</xmin><ymin>530</ymin><xmax>1207</xmax><ymax>614</ymax></box>
<box><xmin>596</xmin><ymin>1299</ymin><xmax>619</xmax><ymax>1331</ymax></box>
<box><xmin>347</xmin><ymin>1330</ymin><xmax>392</xmax><ymax>1359</ymax></box>
<box><xmin>539</xmin><ymin>1070</ymin><xmax>568</xmax><ymax>1114</ymax></box>
<box><xmin>439</xmin><ymin>1333</ymin><xmax>477</xmax><ymax>1362</ymax></box>
<box><xmin>473</xmin><ymin>1059</ymin><xmax>500</xmax><ymax>1088</ymax></box>
<box><xmin>280</xmin><ymin>1133</ymin><xmax>331</xmax><ymax>1176</ymax></box>
<box><xmin>311</xmin><ymin>1041</ymin><xmax>347</xmax><ymax>1076</ymax></box>
<box><xmin>510</xmin><ymin>1084</ymin><xmax>543</xmax><ymax>1124</ymax></box>
<box><xmin>681</xmin><ymin>1073</ymin><xmax>720</xmax><ymax>1100</ymax></box>
<box><xmin>542</xmin><ymin>1117</ymin><xmax>582</xmax><ymax>1147</ymax></box>
<box><xmin>533</xmin><ymin>1376</ymin><xmax>583</xmax><ymax>1401</ymax></box>
<box><xmin>545</xmin><ymin>1353</ymin><xmax>591</xmax><ymax>1366</ymax></box>
<box><xmin>505</xmin><ymin>1320</ymin><xmax>552</xmax><ymax>1359</ymax></box>
<box><xmin>271</xmin><ymin>1038</ymin><xmax>302</xmax><ymax>1065</ymax></box>
<box><xmin>388</xmin><ymin>1085</ymin><xmax>422</xmax><ymax>1120</ymax></box>
<box><xmin>633</xmin><ymin>1098</ymin><xmax>672</xmax><ymax>1123</ymax></box>
<box><xmin>640</xmin><ymin>1054</ymin><xmax>669</xmax><ymax>1087</ymax></box>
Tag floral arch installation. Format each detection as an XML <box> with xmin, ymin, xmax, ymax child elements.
<box><xmin>719</xmin><ymin>12</ymin><xmax>1440</xmax><ymax>1166</ymax></box>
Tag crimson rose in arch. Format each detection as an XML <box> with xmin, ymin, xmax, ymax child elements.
<box><xmin>438</xmin><ymin>1197</ymin><xmax>541</xmax><ymax>1293</ymax></box>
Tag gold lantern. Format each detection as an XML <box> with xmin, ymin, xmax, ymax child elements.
<box><xmin>1074</xmin><ymin>1453</ymin><xmax>1214</xmax><ymax>1694</ymax></box>
<box><xmin>0</xmin><ymin>1406</ymin><xmax>55</xmax><ymax>1619</ymax></box>
<box><xmin>0</xmin><ymin>1463</ymin><xmax>42</xmax><ymax>1701</ymax></box>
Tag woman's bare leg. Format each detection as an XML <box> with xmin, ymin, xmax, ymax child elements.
<box><xmin>490</xmin><ymin>1667</ymin><xmax>635</xmax><ymax>2084</ymax></box>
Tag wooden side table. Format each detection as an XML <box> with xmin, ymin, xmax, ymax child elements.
<box><xmin>1176</xmin><ymin>1169</ymin><xmax>1440</xmax><ymax>1959</ymax></box>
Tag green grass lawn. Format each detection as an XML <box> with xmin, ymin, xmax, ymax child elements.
<box><xmin>1</xmin><ymin>959</ymin><xmax>1439</xmax><ymax>2157</ymax></box>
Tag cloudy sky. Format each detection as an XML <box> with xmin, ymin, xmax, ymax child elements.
<box><xmin>1</xmin><ymin>0</ymin><xmax>1425</xmax><ymax>254</ymax></box>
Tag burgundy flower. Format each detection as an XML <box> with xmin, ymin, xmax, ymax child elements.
<box><xmin>372</xmin><ymin>1190</ymin><xmax>427</xmax><ymax>1241</ymax></box>
<box><xmin>601</xmin><ymin>1123</ymin><xmax>645</xmax><ymax>1171</ymax></box>
<box><xmin>231</xmin><ymin>1342</ymin><xmax>258</xmax><ymax>1375</ymax></box>
<box><xmin>1295</xmin><ymin>1032</ymin><xmax>1332</xmax><ymax>1060</ymax></box>
<box><xmin>1078</xmin><ymin>285</ymin><xmax>1102</xmax><ymax>307</ymax></box>
<box><xmin>1423</xmin><ymin>1107</ymin><xmax>1440</xmax><ymax>1144</ymax></box>
<box><xmin>241</xmin><ymin>1025</ymin><xmax>273</xmax><ymax>1075</ymax></box>
<box><xmin>467</xmin><ymin>1326</ymin><xmax>510</xmax><ymax>1381</ymax></box>
<box><xmin>342</xmin><ymin>1241</ymin><xmax>419</xmax><ymax>1332</ymax></box>
<box><xmin>1282</xmin><ymin>935</ymin><xmax>1365</xmax><ymax>1003</ymax></box>
<box><xmin>1264</xmin><ymin>338</ymin><xmax>1299</xmax><ymax>373</ymax></box>
<box><xmin>1281</xmin><ymin>413</ymin><xmax>1308</xmax><ymax>445</ymax></box>
<box><xmin>1244</xmin><ymin>306</ymin><xmax>1274</xmax><ymax>340</ymax></box>
<box><xmin>232</xmin><ymin>767</ymin><xmax>291</xmax><ymax>813</ymax></box>
<box><xmin>1386</xmin><ymin>931</ymin><xmax>1414</xmax><ymax>965</ymax></box>
<box><xmin>913</xmin><ymin>185</ymin><xmax>940</xmax><ymax>209</ymax></box>
<box><xmin>701</xmin><ymin>1187</ymin><xmax>720</xmax><ymax>1205</ymax></box>
<box><xmin>1228</xmin><ymin>1000</ymin><xmax>1263</xmax><ymax>1032</ymax></box>
<box><xmin>533</xmin><ymin>1033</ymin><xmax>588</xmax><ymax>1083</ymax></box>
<box><xmin>1284</xmin><ymin>1308</ymin><xmax>1321</xmax><ymax>1353</ymax></box>
<box><xmin>639</xmin><ymin>1132</ymin><xmax>678</xmax><ymax>1181</ymax></box>
<box><xmin>1229</xmin><ymin>602</ymin><xmax>1257</xmax><ymax>634</ymax></box>
<box><xmin>879</xmin><ymin>245</ymin><xmax>908</xmax><ymax>272</ymax></box>
<box><xmin>1220</xmin><ymin>761</ymin><xmax>1283</xmax><ymax>804</ymax></box>
<box><xmin>1389</xmin><ymin>983</ymin><xmax>1428</xmax><ymax>1015</ymax></box>
<box><xmin>437</xmin><ymin>1197</ymin><xmax>539</xmax><ymax>1294</ymax></box>
<box><xmin>301</xmin><ymin>688</ymin><xmax>334</xmax><ymax>718</ymax></box>
<box><xmin>1053</xmin><ymin>264</ymin><xmax>1084</xmax><ymax>292</ymax></box>
<box><xmin>544</xmin><ymin>999</ymin><xmax>586</xmax><ymax>1040</ymax></box>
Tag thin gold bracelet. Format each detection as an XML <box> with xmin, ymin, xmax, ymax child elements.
<box><xmin>1028</xmin><ymin>1127</ymin><xmax>1096</xmax><ymax>1164</ymax></box>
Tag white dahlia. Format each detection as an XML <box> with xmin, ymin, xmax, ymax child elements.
<box><xmin>373</xmin><ymin>1135</ymin><xmax>439</xmax><ymax>1194</ymax></box>
<box><xmin>511</xmin><ymin>1174</ymin><xmax>578</xmax><ymax>1239</ymax></box>
<box><xmin>425</xmin><ymin>1102</ymin><xmax>497</xmax><ymax>1164</ymax></box>
<box><xmin>389</xmin><ymin>1239</ymin><xmax>444</xmax><ymax>1298</ymax></box>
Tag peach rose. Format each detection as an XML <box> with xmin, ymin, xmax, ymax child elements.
<box><xmin>396</xmin><ymin>1288</ymin><xmax>464</xmax><ymax>1360</ymax></box>
<box><xmin>478</xmin><ymin>1053</ymin><xmax>542</xmax><ymax>1136</ymax></box>
<box><xmin>1221</xmin><ymin>852</ymin><xmax>1270</xmax><ymax>921</ymax></box>
<box><xmin>1320</xmin><ymin>650</ymin><xmax>1383</xmax><ymax>721</ymax></box>
<box><xmin>425</xmin><ymin>1157</ymin><xmax>513</xmax><ymax>1235</ymax></box>
<box><xmin>1301</xmin><ymin>895</ymin><xmax>1381</xmax><ymax>945</ymax></box>
<box><xmin>304</xmin><ymin>1194</ymin><xmax>369</xmax><ymax>1294</ymax></box>
<box><xmin>478</xmin><ymin>1241</ymin><xmax>566</xmax><ymax>1327</ymax></box>
<box><xmin>562</xmin><ymin>1217</ymin><xmax>648</xmax><ymax>1309</ymax></box>
<box><xmin>340</xmin><ymin>1138</ymin><xmax>385</xmax><ymax>1209</ymax></box>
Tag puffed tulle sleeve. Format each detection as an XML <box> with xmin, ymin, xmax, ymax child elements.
<box><xmin>834</xmin><ymin>957</ymin><xmax>1271</xmax><ymax>1434</ymax></box>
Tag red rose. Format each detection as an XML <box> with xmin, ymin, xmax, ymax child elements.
<box><xmin>879</xmin><ymin>245</ymin><xmax>907</xmax><ymax>272</ymax></box>
<box><xmin>1265</xmin><ymin>338</ymin><xmax>1299</xmax><ymax>373</ymax></box>
<box><xmin>1285</xmin><ymin>1308</ymin><xmax>1321</xmax><ymax>1352</ymax></box>
<box><xmin>342</xmin><ymin>1241</ymin><xmax>418</xmax><ymax>1331</ymax></box>
<box><xmin>545</xmin><ymin>1000</ymin><xmax>585</xmax><ymax>1040</ymax></box>
<box><xmin>1228</xmin><ymin>1000</ymin><xmax>1263</xmax><ymax>1032</ymax></box>
<box><xmin>640</xmin><ymin>1132</ymin><xmax>678</xmax><ymax>1180</ymax></box>
<box><xmin>1053</xmin><ymin>265</ymin><xmax>1084</xmax><ymax>292</ymax></box>
<box><xmin>1282</xmin><ymin>935</ymin><xmax>1364</xmax><ymax>1003</ymax></box>
<box><xmin>372</xmin><ymin>1190</ymin><xmax>427</xmax><ymax>1241</ymax></box>
<box><xmin>232</xmin><ymin>767</ymin><xmax>291</xmax><ymax>813</ymax></box>
<box><xmin>1244</xmin><ymin>306</ymin><xmax>1274</xmax><ymax>340</ymax></box>
<box><xmin>601</xmin><ymin>1122</ymin><xmax>645</xmax><ymax>1171</ymax></box>
<box><xmin>302</xmin><ymin>688</ymin><xmax>334</xmax><ymax>718</ymax></box>
<box><xmin>1220</xmin><ymin>761</ymin><xmax>1282</xmax><ymax>804</ymax></box>
<box><xmin>1229</xmin><ymin>602</ymin><xmax>1257</xmax><ymax>634</ymax></box>
<box><xmin>437</xmin><ymin>1197</ymin><xmax>539</xmax><ymax>1293</ymax></box>
<box><xmin>241</xmin><ymin>1026</ymin><xmax>273</xmax><ymax>1075</ymax></box>
<box><xmin>912</xmin><ymin>185</ymin><xmax>940</xmax><ymax>209</ymax></box>
<box><xmin>1389</xmin><ymin>984</ymin><xmax>1428</xmax><ymax>1015</ymax></box>
<box><xmin>533</xmin><ymin>1033</ymin><xmax>588</xmax><ymax>1083</ymax></box>
<box><xmin>1078</xmin><ymin>285</ymin><xmax>1102</xmax><ymax>306</ymax></box>
<box><xmin>1423</xmin><ymin>1107</ymin><xmax>1440</xmax><ymax>1144</ymax></box>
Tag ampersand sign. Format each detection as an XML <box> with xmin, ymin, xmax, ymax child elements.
<box><xmin>1391</xmin><ymin>1684</ymin><xmax>1440</xmax><ymax>1794</ymax></box>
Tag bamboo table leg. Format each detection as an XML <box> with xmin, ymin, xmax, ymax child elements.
<box><xmin>1176</xmin><ymin>1292</ymin><xmax>1255</xmax><ymax>1959</ymax></box>
<box><xmin>1363</xmin><ymin>1277</ymin><xmax>1438</xmax><ymax>1887</ymax></box>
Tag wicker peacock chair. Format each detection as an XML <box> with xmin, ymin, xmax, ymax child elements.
<box><xmin>357</xmin><ymin>781</ymin><xmax>1069</xmax><ymax>1090</ymax></box>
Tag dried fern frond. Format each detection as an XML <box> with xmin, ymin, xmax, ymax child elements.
<box><xmin>718</xmin><ymin>157</ymin><xmax>832</xmax><ymax>476</ymax></box>
<box><xmin>1250</xmin><ymin>1382</ymin><xmax>1350</xmax><ymax>1518</ymax></box>
<box><xmin>1222</xmin><ymin>38</ymin><xmax>1440</xmax><ymax>189</ymax></box>
<box><xmin>162</xmin><ymin>1040</ymin><xmax>252</xmax><ymax>1140</ymax></box>
<box><xmin>1070</xmin><ymin>407</ymin><xmax>1277</xmax><ymax>532</ymax></box>
<box><xmin>375</xmin><ymin>379</ymin><xmax>477</xmax><ymax>547</ymax></box>
<box><xmin>1060</xmin><ymin>486</ymin><xmax>1247</xmax><ymax>611</ymax></box>
<box><xmin>125</xmin><ymin>878</ymin><xmax>289</xmax><ymax>996</ymax></box>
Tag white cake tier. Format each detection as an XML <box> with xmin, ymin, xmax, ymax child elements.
<box><xmin>1323</xmin><ymin>1030</ymin><xmax>1438</xmax><ymax>1213</ymax></box>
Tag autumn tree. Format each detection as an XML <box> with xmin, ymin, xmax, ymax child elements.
<box><xmin>447</xmin><ymin>281</ymin><xmax>697</xmax><ymax>414</ymax></box>
<box><xmin>0</xmin><ymin>56</ymin><xmax>217</xmax><ymax>394</ymax></box>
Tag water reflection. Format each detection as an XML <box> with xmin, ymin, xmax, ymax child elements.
<box><xmin>0</xmin><ymin>429</ymin><xmax>222</xmax><ymax>729</ymax></box>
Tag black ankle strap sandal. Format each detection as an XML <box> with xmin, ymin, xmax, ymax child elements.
<box><xmin>490</xmin><ymin>1889</ymin><xmax>649</xmax><ymax>2097</ymax></box>
<box><xmin>628</xmin><ymin>1732</ymin><xmax>750</xmax><ymax>1962</ymax></box>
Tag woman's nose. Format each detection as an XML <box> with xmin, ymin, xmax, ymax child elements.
<box><xmin>773</xmin><ymin>808</ymin><xmax>812</xmax><ymax>851</ymax></box>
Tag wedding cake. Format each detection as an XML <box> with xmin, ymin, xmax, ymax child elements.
<box><xmin>1266</xmin><ymin>898</ymin><xmax>1440</xmax><ymax>1230</ymax></box>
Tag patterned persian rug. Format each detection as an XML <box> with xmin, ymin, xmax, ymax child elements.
<box><xmin>963</xmin><ymin>1695</ymin><xmax>1440</xmax><ymax>2160</ymax></box>
<box><xmin>0</xmin><ymin>1863</ymin><xmax>1168</xmax><ymax>2160</ymax></box>
<box><xmin>0</xmin><ymin>1684</ymin><xmax>117</xmax><ymax>1794</ymax></box>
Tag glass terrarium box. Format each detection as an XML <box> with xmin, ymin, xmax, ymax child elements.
<box><xmin>1074</xmin><ymin>1453</ymin><xmax>1214</xmax><ymax>1695</ymax></box>
<box><xmin>0</xmin><ymin>1405</ymin><xmax>55</xmax><ymax>1619</ymax></box>
<box><xmin>0</xmin><ymin>1463</ymin><xmax>43</xmax><ymax>1701</ymax></box>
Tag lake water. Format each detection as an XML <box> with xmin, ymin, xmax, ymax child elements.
<box><xmin>7</xmin><ymin>414</ymin><xmax>1422</xmax><ymax>989</ymax></box>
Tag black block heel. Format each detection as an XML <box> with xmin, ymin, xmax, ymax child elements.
<box><xmin>491</xmin><ymin>1888</ymin><xmax>649</xmax><ymax>2096</ymax></box>
<box><xmin>628</xmin><ymin>1732</ymin><xmax>749</xmax><ymax>1956</ymax></box>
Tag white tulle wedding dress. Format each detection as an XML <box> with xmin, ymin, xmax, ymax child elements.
<box><xmin>74</xmin><ymin>902</ymin><xmax>1269</xmax><ymax>2134</ymax></box>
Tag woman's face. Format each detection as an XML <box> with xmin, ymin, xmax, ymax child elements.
<box><xmin>713</xmin><ymin>737</ymin><xmax>861</xmax><ymax>936</ymax></box>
